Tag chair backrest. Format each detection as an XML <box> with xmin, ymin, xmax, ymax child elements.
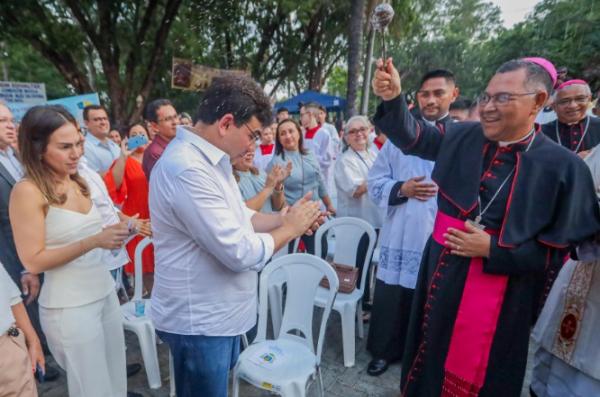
<box><xmin>256</xmin><ymin>253</ymin><xmax>338</xmax><ymax>364</ymax></box>
<box><xmin>314</xmin><ymin>216</ymin><xmax>377</xmax><ymax>296</ymax></box>
<box><xmin>133</xmin><ymin>237</ymin><xmax>153</xmax><ymax>301</ymax></box>
<box><xmin>266</xmin><ymin>238</ymin><xmax>300</xmax><ymax>291</ymax></box>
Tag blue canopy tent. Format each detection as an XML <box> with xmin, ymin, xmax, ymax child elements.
<box><xmin>274</xmin><ymin>91</ymin><xmax>346</xmax><ymax>114</ymax></box>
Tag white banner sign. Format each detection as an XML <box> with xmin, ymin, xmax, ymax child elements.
<box><xmin>0</xmin><ymin>81</ymin><xmax>47</xmax><ymax>105</ymax></box>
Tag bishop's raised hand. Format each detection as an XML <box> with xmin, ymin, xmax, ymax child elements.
<box><xmin>372</xmin><ymin>58</ymin><xmax>402</xmax><ymax>101</ymax></box>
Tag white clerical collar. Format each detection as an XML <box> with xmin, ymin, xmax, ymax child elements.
<box><xmin>560</xmin><ymin>116</ymin><xmax>587</xmax><ymax>126</ymax></box>
<box><xmin>423</xmin><ymin>113</ymin><xmax>449</xmax><ymax>127</ymax></box>
<box><xmin>498</xmin><ymin>128</ymin><xmax>535</xmax><ymax>147</ymax></box>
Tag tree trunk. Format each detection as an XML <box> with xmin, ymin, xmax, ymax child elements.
<box><xmin>346</xmin><ymin>0</ymin><xmax>365</xmax><ymax>118</ymax></box>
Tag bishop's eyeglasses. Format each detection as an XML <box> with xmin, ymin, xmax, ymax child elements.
<box><xmin>477</xmin><ymin>92</ymin><xmax>537</xmax><ymax>106</ymax></box>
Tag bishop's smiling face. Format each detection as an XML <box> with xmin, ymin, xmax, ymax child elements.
<box><xmin>554</xmin><ymin>85</ymin><xmax>591</xmax><ymax>125</ymax></box>
<box><xmin>479</xmin><ymin>68</ymin><xmax>545</xmax><ymax>142</ymax></box>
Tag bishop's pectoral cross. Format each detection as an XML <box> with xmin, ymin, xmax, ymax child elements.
<box><xmin>467</xmin><ymin>216</ymin><xmax>486</xmax><ymax>230</ymax></box>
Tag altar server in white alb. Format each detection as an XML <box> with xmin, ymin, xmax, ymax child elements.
<box><xmin>365</xmin><ymin>135</ymin><xmax>439</xmax><ymax>377</ymax></box>
<box><xmin>299</xmin><ymin>102</ymin><xmax>333</xmax><ymax>183</ymax></box>
<box><xmin>253</xmin><ymin>122</ymin><xmax>277</xmax><ymax>172</ymax></box>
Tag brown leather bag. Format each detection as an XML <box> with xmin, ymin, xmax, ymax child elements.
<box><xmin>320</xmin><ymin>262</ymin><xmax>359</xmax><ymax>293</ymax></box>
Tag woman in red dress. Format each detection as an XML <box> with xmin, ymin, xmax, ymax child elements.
<box><xmin>104</xmin><ymin>124</ymin><xmax>154</xmax><ymax>295</ymax></box>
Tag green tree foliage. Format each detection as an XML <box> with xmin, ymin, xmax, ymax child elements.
<box><xmin>326</xmin><ymin>65</ymin><xmax>348</xmax><ymax>97</ymax></box>
<box><xmin>479</xmin><ymin>0</ymin><xmax>600</xmax><ymax>91</ymax></box>
<box><xmin>1</xmin><ymin>39</ymin><xmax>73</xmax><ymax>99</ymax></box>
<box><xmin>0</xmin><ymin>0</ymin><xmax>184</xmax><ymax>125</ymax></box>
<box><xmin>388</xmin><ymin>0</ymin><xmax>503</xmax><ymax>100</ymax></box>
<box><xmin>3</xmin><ymin>0</ymin><xmax>598</xmax><ymax>123</ymax></box>
<box><xmin>387</xmin><ymin>0</ymin><xmax>600</xmax><ymax>101</ymax></box>
<box><xmin>172</xmin><ymin>0</ymin><xmax>352</xmax><ymax>94</ymax></box>
<box><xmin>0</xmin><ymin>0</ymin><xmax>356</xmax><ymax>119</ymax></box>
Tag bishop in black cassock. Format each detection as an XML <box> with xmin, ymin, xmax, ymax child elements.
<box><xmin>372</xmin><ymin>57</ymin><xmax>600</xmax><ymax>397</ymax></box>
<box><xmin>542</xmin><ymin>79</ymin><xmax>600</xmax><ymax>157</ymax></box>
<box><xmin>366</xmin><ymin>69</ymin><xmax>456</xmax><ymax>377</ymax></box>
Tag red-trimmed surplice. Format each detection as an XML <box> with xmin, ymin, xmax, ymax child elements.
<box><xmin>372</xmin><ymin>94</ymin><xmax>600</xmax><ymax>397</ymax></box>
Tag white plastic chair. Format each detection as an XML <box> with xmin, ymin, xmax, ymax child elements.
<box><xmin>121</xmin><ymin>237</ymin><xmax>161</xmax><ymax>389</ymax></box>
<box><xmin>267</xmin><ymin>238</ymin><xmax>300</xmax><ymax>339</ymax></box>
<box><xmin>314</xmin><ymin>217</ymin><xmax>377</xmax><ymax>367</ymax></box>
<box><xmin>232</xmin><ymin>254</ymin><xmax>339</xmax><ymax>397</ymax></box>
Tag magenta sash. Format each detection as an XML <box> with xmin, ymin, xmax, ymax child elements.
<box><xmin>432</xmin><ymin>211</ymin><xmax>508</xmax><ymax>397</ymax></box>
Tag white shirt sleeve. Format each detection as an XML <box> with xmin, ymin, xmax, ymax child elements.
<box><xmin>172</xmin><ymin>169</ymin><xmax>274</xmax><ymax>273</ymax></box>
<box><xmin>1</xmin><ymin>264</ymin><xmax>22</xmax><ymax>306</ymax></box>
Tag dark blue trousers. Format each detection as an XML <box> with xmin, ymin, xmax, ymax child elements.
<box><xmin>156</xmin><ymin>330</ymin><xmax>240</xmax><ymax>397</ymax></box>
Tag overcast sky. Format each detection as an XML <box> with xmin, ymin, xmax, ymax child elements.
<box><xmin>491</xmin><ymin>0</ymin><xmax>540</xmax><ymax>27</ymax></box>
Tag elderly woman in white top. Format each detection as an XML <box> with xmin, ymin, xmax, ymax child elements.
<box><xmin>335</xmin><ymin>116</ymin><xmax>383</xmax><ymax>227</ymax></box>
<box><xmin>334</xmin><ymin>115</ymin><xmax>384</xmax><ymax>312</ymax></box>
<box><xmin>232</xmin><ymin>143</ymin><xmax>290</xmax><ymax>213</ymax></box>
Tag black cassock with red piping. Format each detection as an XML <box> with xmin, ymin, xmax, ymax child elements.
<box><xmin>373</xmin><ymin>95</ymin><xmax>600</xmax><ymax>397</ymax></box>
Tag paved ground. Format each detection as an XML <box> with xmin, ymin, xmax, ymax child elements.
<box><xmin>38</xmin><ymin>309</ymin><xmax>535</xmax><ymax>396</ymax></box>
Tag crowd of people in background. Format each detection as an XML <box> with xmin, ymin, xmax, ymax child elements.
<box><xmin>1</xmin><ymin>54</ymin><xmax>600</xmax><ymax>397</ymax></box>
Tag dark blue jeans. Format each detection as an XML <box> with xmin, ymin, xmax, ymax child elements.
<box><xmin>156</xmin><ymin>330</ymin><xmax>240</xmax><ymax>397</ymax></box>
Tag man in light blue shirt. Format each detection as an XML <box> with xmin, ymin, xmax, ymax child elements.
<box><xmin>150</xmin><ymin>75</ymin><xmax>323</xmax><ymax>397</ymax></box>
<box><xmin>83</xmin><ymin>105</ymin><xmax>120</xmax><ymax>174</ymax></box>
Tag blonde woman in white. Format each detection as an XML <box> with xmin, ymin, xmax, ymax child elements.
<box><xmin>10</xmin><ymin>105</ymin><xmax>132</xmax><ymax>397</ymax></box>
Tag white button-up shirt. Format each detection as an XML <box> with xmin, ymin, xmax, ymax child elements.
<box><xmin>83</xmin><ymin>132</ymin><xmax>120</xmax><ymax>173</ymax></box>
<box><xmin>149</xmin><ymin>126</ymin><xmax>275</xmax><ymax>336</ymax></box>
<box><xmin>78</xmin><ymin>158</ymin><xmax>129</xmax><ymax>271</ymax></box>
<box><xmin>1</xmin><ymin>262</ymin><xmax>22</xmax><ymax>335</ymax></box>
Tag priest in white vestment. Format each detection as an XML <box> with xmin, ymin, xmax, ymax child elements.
<box><xmin>365</xmin><ymin>139</ymin><xmax>438</xmax><ymax>376</ymax></box>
